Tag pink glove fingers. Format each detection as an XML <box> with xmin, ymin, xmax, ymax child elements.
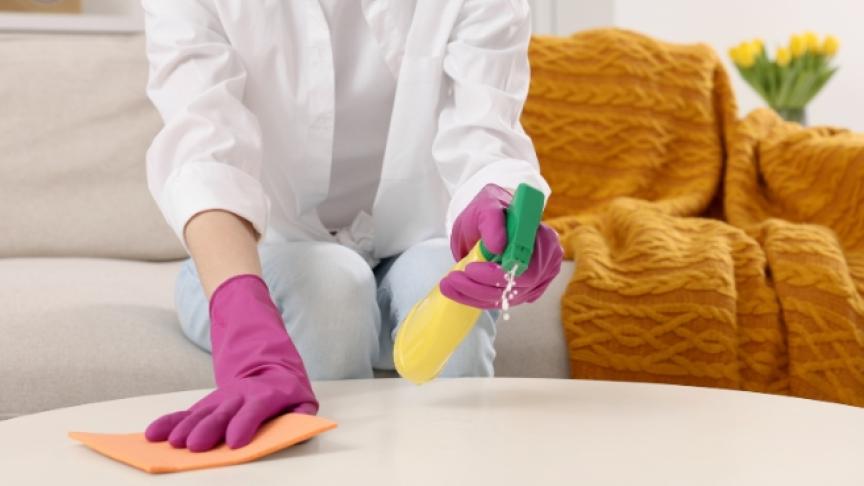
<box><xmin>186</xmin><ymin>396</ymin><xmax>243</xmax><ymax>453</ymax></box>
<box><xmin>168</xmin><ymin>404</ymin><xmax>217</xmax><ymax>448</ymax></box>
<box><xmin>292</xmin><ymin>401</ymin><xmax>319</xmax><ymax>415</ymax></box>
<box><xmin>441</xmin><ymin>271</ymin><xmax>512</xmax><ymax>302</ymax></box>
<box><xmin>440</xmin><ymin>272</ymin><xmax>508</xmax><ymax>309</ymax></box>
<box><xmin>225</xmin><ymin>397</ymin><xmax>285</xmax><ymax>449</ymax></box>
<box><xmin>144</xmin><ymin>411</ymin><xmax>190</xmax><ymax>442</ymax></box>
<box><xmin>450</xmin><ymin>184</ymin><xmax>511</xmax><ymax>260</ymax></box>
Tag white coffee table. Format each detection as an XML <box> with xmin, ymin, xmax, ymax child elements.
<box><xmin>2</xmin><ymin>378</ymin><xmax>862</xmax><ymax>485</ymax></box>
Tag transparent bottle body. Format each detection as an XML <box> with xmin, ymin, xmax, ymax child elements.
<box><xmin>393</xmin><ymin>243</ymin><xmax>488</xmax><ymax>384</ymax></box>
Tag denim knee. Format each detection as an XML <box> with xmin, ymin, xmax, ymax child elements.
<box><xmin>174</xmin><ymin>258</ymin><xmax>212</xmax><ymax>352</ymax></box>
<box><xmin>261</xmin><ymin>243</ymin><xmax>381</xmax><ymax>380</ymax></box>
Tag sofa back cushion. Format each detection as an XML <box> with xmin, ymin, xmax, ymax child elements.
<box><xmin>0</xmin><ymin>33</ymin><xmax>186</xmax><ymax>260</ymax></box>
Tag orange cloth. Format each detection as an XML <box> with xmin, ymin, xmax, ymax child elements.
<box><xmin>523</xmin><ymin>29</ymin><xmax>864</xmax><ymax>406</ymax></box>
<box><xmin>69</xmin><ymin>413</ymin><xmax>337</xmax><ymax>474</ymax></box>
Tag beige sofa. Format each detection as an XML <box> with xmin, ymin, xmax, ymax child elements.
<box><xmin>0</xmin><ymin>33</ymin><xmax>573</xmax><ymax>420</ymax></box>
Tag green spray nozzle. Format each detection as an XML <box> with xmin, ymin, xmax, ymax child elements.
<box><xmin>479</xmin><ymin>183</ymin><xmax>545</xmax><ymax>277</ymax></box>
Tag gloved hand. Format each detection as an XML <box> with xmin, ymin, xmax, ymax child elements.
<box><xmin>441</xmin><ymin>183</ymin><xmax>563</xmax><ymax>309</ymax></box>
<box><xmin>145</xmin><ymin>274</ymin><xmax>317</xmax><ymax>452</ymax></box>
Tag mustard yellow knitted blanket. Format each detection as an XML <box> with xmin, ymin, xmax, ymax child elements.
<box><xmin>523</xmin><ymin>29</ymin><xmax>864</xmax><ymax>406</ymax></box>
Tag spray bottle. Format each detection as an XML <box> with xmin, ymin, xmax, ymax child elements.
<box><xmin>393</xmin><ymin>183</ymin><xmax>546</xmax><ymax>384</ymax></box>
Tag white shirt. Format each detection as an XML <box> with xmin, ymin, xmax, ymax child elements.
<box><xmin>142</xmin><ymin>0</ymin><xmax>551</xmax><ymax>262</ymax></box>
<box><xmin>316</xmin><ymin>0</ymin><xmax>396</xmax><ymax>231</ymax></box>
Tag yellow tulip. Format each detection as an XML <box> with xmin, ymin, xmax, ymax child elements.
<box><xmin>750</xmin><ymin>38</ymin><xmax>764</xmax><ymax>55</ymax></box>
<box><xmin>776</xmin><ymin>47</ymin><xmax>791</xmax><ymax>67</ymax></box>
<box><xmin>822</xmin><ymin>35</ymin><xmax>840</xmax><ymax>56</ymax></box>
<box><xmin>790</xmin><ymin>34</ymin><xmax>806</xmax><ymax>57</ymax></box>
<box><xmin>728</xmin><ymin>46</ymin><xmax>740</xmax><ymax>64</ymax></box>
<box><xmin>737</xmin><ymin>43</ymin><xmax>757</xmax><ymax>68</ymax></box>
<box><xmin>804</xmin><ymin>31</ymin><xmax>820</xmax><ymax>52</ymax></box>
<box><xmin>729</xmin><ymin>44</ymin><xmax>745</xmax><ymax>66</ymax></box>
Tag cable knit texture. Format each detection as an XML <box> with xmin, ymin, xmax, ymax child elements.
<box><xmin>523</xmin><ymin>29</ymin><xmax>864</xmax><ymax>406</ymax></box>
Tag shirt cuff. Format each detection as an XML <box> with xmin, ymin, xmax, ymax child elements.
<box><xmin>157</xmin><ymin>161</ymin><xmax>271</xmax><ymax>252</ymax></box>
<box><xmin>445</xmin><ymin>159</ymin><xmax>551</xmax><ymax>235</ymax></box>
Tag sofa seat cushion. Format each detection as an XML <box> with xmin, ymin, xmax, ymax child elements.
<box><xmin>493</xmin><ymin>262</ymin><xmax>572</xmax><ymax>379</ymax></box>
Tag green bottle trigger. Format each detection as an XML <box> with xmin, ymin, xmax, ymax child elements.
<box><xmin>478</xmin><ymin>183</ymin><xmax>545</xmax><ymax>277</ymax></box>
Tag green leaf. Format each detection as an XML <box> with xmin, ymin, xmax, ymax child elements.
<box><xmin>737</xmin><ymin>66</ymin><xmax>769</xmax><ymax>101</ymax></box>
<box><xmin>760</xmin><ymin>57</ymin><xmax>777</xmax><ymax>100</ymax></box>
<box><xmin>788</xmin><ymin>72</ymin><xmax>819</xmax><ymax>107</ymax></box>
<box><xmin>800</xmin><ymin>67</ymin><xmax>839</xmax><ymax>106</ymax></box>
<box><xmin>762</xmin><ymin>62</ymin><xmax>776</xmax><ymax>102</ymax></box>
<box><xmin>775</xmin><ymin>63</ymin><xmax>801</xmax><ymax>107</ymax></box>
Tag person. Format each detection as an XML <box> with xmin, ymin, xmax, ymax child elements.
<box><xmin>140</xmin><ymin>0</ymin><xmax>563</xmax><ymax>453</ymax></box>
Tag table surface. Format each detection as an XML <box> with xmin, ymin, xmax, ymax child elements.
<box><xmin>2</xmin><ymin>378</ymin><xmax>863</xmax><ymax>485</ymax></box>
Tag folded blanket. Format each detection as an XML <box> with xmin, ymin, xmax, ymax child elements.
<box><xmin>523</xmin><ymin>29</ymin><xmax>864</xmax><ymax>406</ymax></box>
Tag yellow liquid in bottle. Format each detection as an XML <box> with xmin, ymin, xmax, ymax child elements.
<box><xmin>393</xmin><ymin>243</ymin><xmax>488</xmax><ymax>384</ymax></box>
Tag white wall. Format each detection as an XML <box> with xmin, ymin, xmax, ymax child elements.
<box><xmin>556</xmin><ymin>0</ymin><xmax>614</xmax><ymax>35</ymax></box>
<box><xmin>532</xmin><ymin>0</ymin><xmax>863</xmax><ymax>130</ymax></box>
<box><xmin>530</xmin><ymin>0</ymin><xmax>615</xmax><ymax>35</ymax></box>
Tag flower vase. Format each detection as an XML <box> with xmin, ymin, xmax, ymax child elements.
<box><xmin>775</xmin><ymin>107</ymin><xmax>807</xmax><ymax>125</ymax></box>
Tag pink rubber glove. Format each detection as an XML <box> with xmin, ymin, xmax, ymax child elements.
<box><xmin>441</xmin><ymin>184</ymin><xmax>564</xmax><ymax>309</ymax></box>
<box><xmin>145</xmin><ymin>274</ymin><xmax>317</xmax><ymax>452</ymax></box>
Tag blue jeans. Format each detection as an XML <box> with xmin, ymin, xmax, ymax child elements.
<box><xmin>175</xmin><ymin>238</ymin><xmax>497</xmax><ymax>380</ymax></box>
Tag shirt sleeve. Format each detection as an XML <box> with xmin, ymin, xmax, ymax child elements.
<box><xmin>433</xmin><ymin>0</ymin><xmax>551</xmax><ymax>232</ymax></box>
<box><xmin>142</xmin><ymin>0</ymin><xmax>270</xmax><ymax>250</ymax></box>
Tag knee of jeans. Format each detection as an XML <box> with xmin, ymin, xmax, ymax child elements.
<box><xmin>382</xmin><ymin>238</ymin><xmax>453</xmax><ymax>319</ymax></box>
<box><xmin>174</xmin><ymin>260</ymin><xmax>212</xmax><ymax>352</ymax></box>
<box><xmin>396</xmin><ymin>238</ymin><xmax>452</xmax><ymax>269</ymax></box>
<box><xmin>264</xmin><ymin>244</ymin><xmax>380</xmax><ymax>380</ymax></box>
<box><xmin>264</xmin><ymin>243</ymin><xmax>377</xmax><ymax>307</ymax></box>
